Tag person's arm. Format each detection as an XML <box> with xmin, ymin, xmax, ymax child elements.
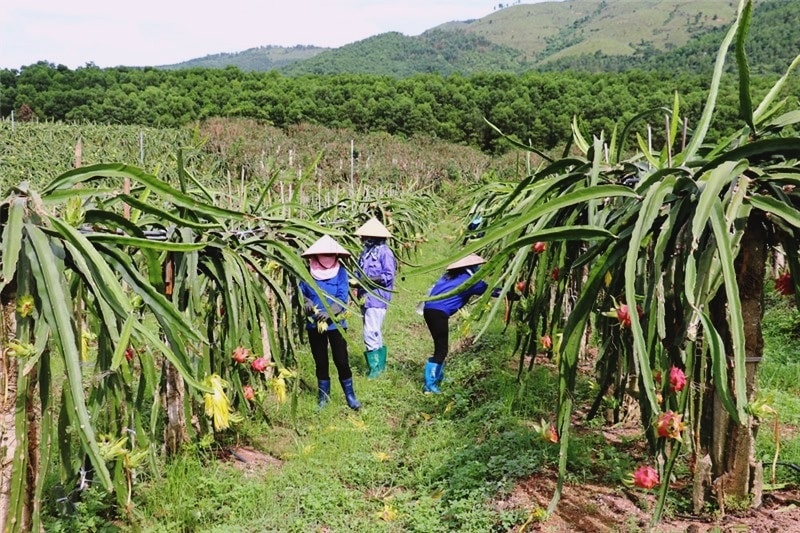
<box><xmin>469</xmin><ymin>279</ymin><xmax>489</xmax><ymax>298</ymax></box>
<box><xmin>354</xmin><ymin>252</ymin><xmax>365</xmax><ymax>281</ymax></box>
<box><xmin>328</xmin><ymin>268</ymin><xmax>349</xmax><ymax>314</ymax></box>
<box><xmin>372</xmin><ymin>247</ymin><xmax>396</xmax><ymax>287</ymax></box>
<box><xmin>385</xmin><ymin>249</ymin><xmax>397</xmax><ymax>285</ymax></box>
<box><xmin>299</xmin><ymin>281</ymin><xmax>318</xmax><ymax>315</ymax></box>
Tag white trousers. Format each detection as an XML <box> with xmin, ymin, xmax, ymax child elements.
<box><xmin>362</xmin><ymin>308</ymin><xmax>387</xmax><ymax>351</ymax></box>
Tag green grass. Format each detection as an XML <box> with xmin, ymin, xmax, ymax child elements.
<box><xmin>118</xmin><ymin>217</ymin><xmax>561</xmax><ymax>532</ymax></box>
<box><xmin>755</xmin><ymin>290</ymin><xmax>800</xmax><ymax>486</ymax></box>
<box><xmin>41</xmin><ymin>219</ymin><xmax>800</xmax><ymax>531</ymax></box>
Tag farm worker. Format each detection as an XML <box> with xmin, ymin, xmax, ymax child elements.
<box><xmin>462</xmin><ymin>206</ymin><xmax>485</xmax><ymax>245</ymax></box>
<box><xmin>420</xmin><ymin>253</ymin><xmax>490</xmax><ymax>394</ymax></box>
<box><xmin>354</xmin><ymin>216</ymin><xmax>397</xmax><ymax>379</ymax></box>
<box><xmin>299</xmin><ymin>235</ymin><xmax>361</xmax><ymax>410</ymax></box>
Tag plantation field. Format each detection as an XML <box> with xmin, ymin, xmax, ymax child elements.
<box><xmin>42</xmin><ymin>216</ymin><xmax>800</xmax><ymax>532</ymax></box>
<box><xmin>4</xmin><ymin>5</ymin><xmax>800</xmax><ymax>531</ymax></box>
<box><xmin>0</xmin><ymin>118</ymin><xmax>502</xmax><ymax>195</ymax></box>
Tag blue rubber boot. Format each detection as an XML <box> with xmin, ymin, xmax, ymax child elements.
<box><xmin>317</xmin><ymin>379</ymin><xmax>331</xmax><ymax>409</ymax></box>
<box><xmin>423</xmin><ymin>359</ymin><xmax>442</xmax><ymax>394</ymax></box>
<box><xmin>434</xmin><ymin>360</ymin><xmax>446</xmax><ymax>385</ymax></box>
<box><xmin>339</xmin><ymin>378</ymin><xmax>362</xmax><ymax>410</ymax></box>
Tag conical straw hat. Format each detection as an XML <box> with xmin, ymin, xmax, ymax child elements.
<box><xmin>446</xmin><ymin>253</ymin><xmax>486</xmax><ymax>270</ymax></box>
<box><xmin>355</xmin><ymin>217</ymin><xmax>391</xmax><ymax>238</ymax></box>
<box><xmin>301</xmin><ymin>234</ymin><xmax>351</xmax><ymax>257</ymax></box>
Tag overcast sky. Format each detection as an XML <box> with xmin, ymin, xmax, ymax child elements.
<box><xmin>1</xmin><ymin>1</ymin><xmax>551</xmax><ymax>70</ymax></box>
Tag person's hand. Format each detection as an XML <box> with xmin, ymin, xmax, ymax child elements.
<box><xmin>303</xmin><ymin>298</ymin><xmax>316</xmax><ymax>315</ymax></box>
<box><xmin>315</xmin><ymin>311</ymin><xmax>330</xmax><ymax>322</ymax></box>
<box><xmin>329</xmin><ymin>303</ymin><xmax>344</xmax><ymax>315</ymax></box>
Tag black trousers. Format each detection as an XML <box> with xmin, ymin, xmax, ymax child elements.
<box><xmin>423</xmin><ymin>308</ymin><xmax>449</xmax><ymax>364</ymax></box>
<box><xmin>307</xmin><ymin>327</ymin><xmax>352</xmax><ymax>381</ymax></box>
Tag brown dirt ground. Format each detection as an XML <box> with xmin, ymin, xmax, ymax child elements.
<box><xmin>497</xmin><ymin>355</ymin><xmax>800</xmax><ymax>532</ymax></box>
<box><xmin>218</xmin><ymin>445</ymin><xmax>283</xmax><ymax>477</ymax></box>
<box><xmin>494</xmin><ymin>468</ymin><xmax>800</xmax><ymax>532</ymax></box>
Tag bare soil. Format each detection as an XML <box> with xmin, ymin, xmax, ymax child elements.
<box><xmin>218</xmin><ymin>446</ymin><xmax>283</xmax><ymax>476</ymax></box>
<box><xmin>494</xmin><ymin>467</ymin><xmax>800</xmax><ymax>532</ymax></box>
<box><xmin>498</xmin><ymin>355</ymin><xmax>800</xmax><ymax>532</ymax></box>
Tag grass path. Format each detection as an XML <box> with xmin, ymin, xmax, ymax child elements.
<box><xmin>116</xmin><ymin>216</ymin><xmax>800</xmax><ymax>532</ymax></box>
<box><xmin>135</xmin><ymin>216</ymin><xmax>542</xmax><ymax>532</ymax></box>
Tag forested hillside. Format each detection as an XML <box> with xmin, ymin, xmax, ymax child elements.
<box><xmin>3</xmin><ymin>63</ymin><xmax>793</xmax><ymax>155</ymax></box>
<box><xmin>279</xmin><ymin>30</ymin><xmax>531</xmax><ymax>76</ymax></box>
<box><xmin>446</xmin><ymin>0</ymin><xmax>739</xmax><ymax>64</ymax></box>
<box><xmin>1</xmin><ymin>0</ymin><xmax>797</xmax><ymax>159</ymax></box>
<box><xmin>161</xmin><ymin>0</ymin><xmax>780</xmax><ymax>75</ymax></box>
<box><xmin>541</xmin><ymin>0</ymin><xmax>800</xmax><ymax>73</ymax></box>
<box><xmin>162</xmin><ymin>45</ymin><xmax>328</xmax><ymax>72</ymax></box>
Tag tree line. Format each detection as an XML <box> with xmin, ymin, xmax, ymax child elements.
<box><xmin>1</xmin><ymin>62</ymin><xmax>794</xmax><ymax>154</ymax></box>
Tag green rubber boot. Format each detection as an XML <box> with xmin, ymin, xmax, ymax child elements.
<box><xmin>368</xmin><ymin>346</ymin><xmax>387</xmax><ymax>379</ymax></box>
<box><xmin>365</xmin><ymin>349</ymin><xmax>382</xmax><ymax>379</ymax></box>
<box><xmin>376</xmin><ymin>346</ymin><xmax>387</xmax><ymax>375</ymax></box>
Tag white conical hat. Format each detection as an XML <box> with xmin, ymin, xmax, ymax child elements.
<box><xmin>446</xmin><ymin>253</ymin><xmax>486</xmax><ymax>270</ymax></box>
<box><xmin>355</xmin><ymin>217</ymin><xmax>391</xmax><ymax>238</ymax></box>
<box><xmin>301</xmin><ymin>234</ymin><xmax>351</xmax><ymax>257</ymax></box>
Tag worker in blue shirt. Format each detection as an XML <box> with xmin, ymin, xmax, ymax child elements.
<box><xmin>299</xmin><ymin>235</ymin><xmax>361</xmax><ymax>410</ymax></box>
<box><xmin>462</xmin><ymin>213</ymin><xmax>485</xmax><ymax>245</ymax></box>
<box><xmin>421</xmin><ymin>253</ymin><xmax>489</xmax><ymax>394</ymax></box>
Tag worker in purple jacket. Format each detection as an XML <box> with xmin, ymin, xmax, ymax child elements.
<box><xmin>354</xmin><ymin>217</ymin><xmax>397</xmax><ymax>379</ymax></box>
<box><xmin>421</xmin><ymin>253</ymin><xmax>489</xmax><ymax>394</ymax></box>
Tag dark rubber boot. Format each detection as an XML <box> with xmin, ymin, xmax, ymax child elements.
<box><xmin>317</xmin><ymin>379</ymin><xmax>331</xmax><ymax>409</ymax></box>
<box><xmin>339</xmin><ymin>378</ymin><xmax>362</xmax><ymax>410</ymax></box>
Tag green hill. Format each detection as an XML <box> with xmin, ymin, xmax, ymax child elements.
<box><xmin>446</xmin><ymin>0</ymin><xmax>742</xmax><ymax>65</ymax></box>
<box><xmin>161</xmin><ymin>0</ymin><xmax>768</xmax><ymax>75</ymax></box>
<box><xmin>279</xmin><ymin>30</ymin><xmax>532</xmax><ymax>76</ymax></box>
<box><xmin>161</xmin><ymin>45</ymin><xmax>328</xmax><ymax>71</ymax></box>
<box><xmin>539</xmin><ymin>0</ymin><xmax>800</xmax><ymax>73</ymax></box>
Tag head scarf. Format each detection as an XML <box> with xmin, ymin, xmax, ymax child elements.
<box><xmin>309</xmin><ymin>253</ymin><xmax>340</xmax><ymax>280</ymax></box>
<box><xmin>361</xmin><ymin>237</ymin><xmax>386</xmax><ymax>260</ymax></box>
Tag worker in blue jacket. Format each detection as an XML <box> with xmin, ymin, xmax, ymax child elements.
<box><xmin>299</xmin><ymin>235</ymin><xmax>361</xmax><ymax>410</ymax></box>
<box><xmin>421</xmin><ymin>253</ymin><xmax>489</xmax><ymax>394</ymax></box>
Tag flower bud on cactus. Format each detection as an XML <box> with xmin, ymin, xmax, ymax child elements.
<box><xmin>16</xmin><ymin>295</ymin><xmax>35</xmax><ymax>318</ymax></box>
<box><xmin>540</xmin><ymin>335</ymin><xmax>553</xmax><ymax>350</ymax></box>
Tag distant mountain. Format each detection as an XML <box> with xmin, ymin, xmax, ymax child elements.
<box><xmin>539</xmin><ymin>0</ymin><xmax>799</xmax><ymax>73</ymax></box>
<box><xmin>279</xmin><ymin>30</ymin><xmax>532</xmax><ymax>76</ymax></box>
<box><xmin>160</xmin><ymin>45</ymin><xmax>328</xmax><ymax>71</ymax></box>
<box><xmin>161</xmin><ymin>0</ymin><xmax>789</xmax><ymax>75</ymax></box>
<box><xmin>439</xmin><ymin>0</ymin><xmax>741</xmax><ymax>65</ymax></box>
